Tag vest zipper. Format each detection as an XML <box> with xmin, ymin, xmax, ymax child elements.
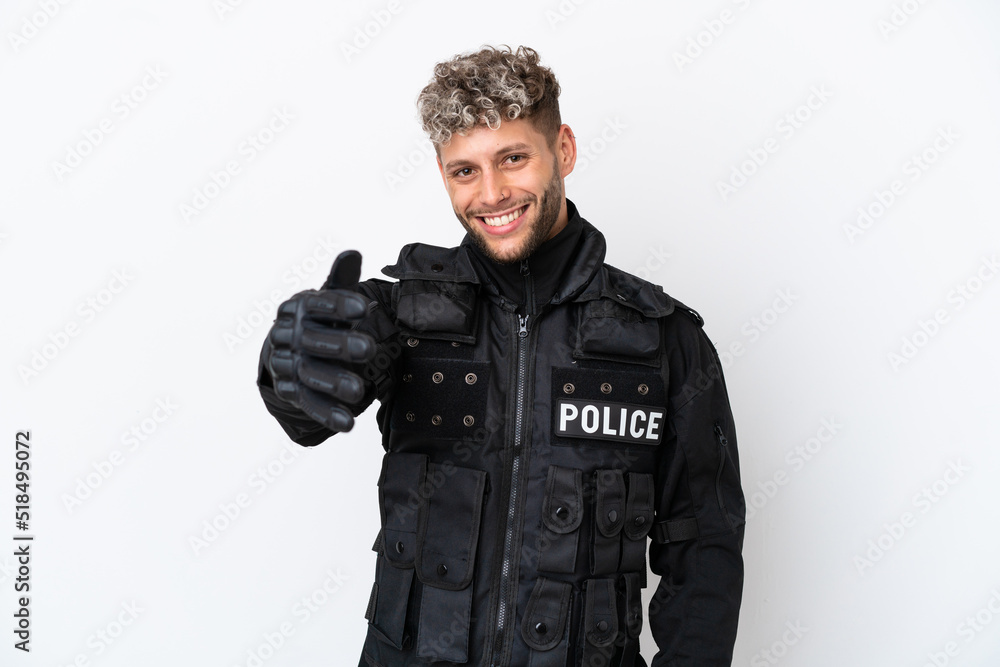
<box><xmin>488</xmin><ymin>312</ymin><xmax>531</xmax><ymax>667</ymax></box>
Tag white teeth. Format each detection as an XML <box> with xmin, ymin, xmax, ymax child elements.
<box><xmin>483</xmin><ymin>206</ymin><xmax>525</xmax><ymax>227</ymax></box>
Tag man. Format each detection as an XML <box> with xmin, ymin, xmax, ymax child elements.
<box><xmin>258</xmin><ymin>45</ymin><xmax>745</xmax><ymax>666</ymax></box>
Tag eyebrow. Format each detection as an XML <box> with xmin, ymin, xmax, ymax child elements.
<box><xmin>443</xmin><ymin>142</ymin><xmax>534</xmax><ymax>173</ymax></box>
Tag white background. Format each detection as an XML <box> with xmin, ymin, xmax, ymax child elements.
<box><xmin>2</xmin><ymin>0</ymin><xmax>1000</xmax><ymax>665</ymax></box>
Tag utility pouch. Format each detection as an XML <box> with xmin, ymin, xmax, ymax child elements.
<box><xmin>521</xmin><ymin>577</ymin><xmax>573</xmax><ymax>666</ymax></box>
<box><xmin>539</xmin><ymin>466</ymin><xmax>584</xmax><ymax>574</ymax></box>
<box><xmin>618</xmin><ymin>572</ymin><xmax>643</xmax><ymax>666</ymax></box>
<box><xmin>581</xmin><ymin>578</ymin><xmax>619</xmax><ymax>667</ymax></box>
<box><xmin>414</xmin><ymin>463</ymin><xmax>487</xmax><ymax>663</ymax></box>
<box><xmin>621</xmin><ymin>472</ymin><xmax>654</xmax><ymax>585</ymax></box>
<box><xmin>366</xmin><ymin>452</ymin><xmax>427</xmax><ymax>649</ymax></box>
<box><xmin>366</xmin><ymin>555</ymin><xmax>415</xmax><ymax>650</ymax></box>
<box><xmin>592</xmin><ymin>469</ymin><xmax>625</xmax><ymax>575</ymax></box>
<box><xmin>379</xmin><ymin>453</ymin><xmax>427</xmax><ymax>569</ymax></box>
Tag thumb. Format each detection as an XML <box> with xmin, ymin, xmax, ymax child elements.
<box><xmin>322</xmin><ymin>250</ymin><xmax>362</xmax><ymax>290</ymax></box>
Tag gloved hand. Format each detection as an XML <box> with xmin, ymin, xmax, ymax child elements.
<box><xmin>265</xmin><ymin>250</ymin><xmax>376</xmax><ymax>433</ymax></box>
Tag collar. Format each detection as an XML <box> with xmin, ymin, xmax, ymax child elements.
<box><xmin>382</xmin><ymin>199</ymin><xmax>670</xmax><ymax>317</ymax></box>
<box><xmin>459</xmin><ymin>199</ymin><xmax>606</xmax><ymax>311</ymax></box>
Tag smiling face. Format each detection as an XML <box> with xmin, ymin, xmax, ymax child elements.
<box><xmin>437</xmin><ymin>118</ymin><xmax>577</xmax><ymax>264</ymax></box>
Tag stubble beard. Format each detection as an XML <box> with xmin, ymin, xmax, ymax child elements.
<box><xmin>455</xmin><ymin>162</ymin><xmax>564</xmax><ymax>265</ymax></box>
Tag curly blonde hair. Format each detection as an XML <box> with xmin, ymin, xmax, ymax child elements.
<box><xmin>417</xmin><ymin>45</ymin><xmax>562</xmax><ymax>148</ymax></box>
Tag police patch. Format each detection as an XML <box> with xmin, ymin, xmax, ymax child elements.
<box><xmin>555</xmin><ymin>399</ymin><xmax>665</xmax><ymax>445</ymax></box>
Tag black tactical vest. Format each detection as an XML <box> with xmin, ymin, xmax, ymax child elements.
<box><xmin>361</xmin><ymin>227</ymin><xmax>684</xmax><ymax>667</ymax></box>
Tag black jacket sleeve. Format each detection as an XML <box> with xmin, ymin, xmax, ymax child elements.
<box><xmin>648</xmin><ymin>310</ymin><xmax>745</xmax><ymax>666</ymax></box>
<box><xmin>256</xmin><ymin>278</ymin><xmax>400</xmax><ymax>447</ymax></box>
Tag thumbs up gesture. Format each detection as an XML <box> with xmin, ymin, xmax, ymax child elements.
<box><xmin>265</xmin><ymin>250</ymin><xmax>377</xmax><ymax>433</ymax></box>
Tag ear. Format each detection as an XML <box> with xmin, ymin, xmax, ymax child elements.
<box><xmin>556</xmin><ymin>124</ymin><xmax>577</xmax><ymax>178</ymax></box>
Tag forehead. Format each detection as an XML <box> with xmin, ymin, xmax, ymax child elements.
<box><xmin>438</xmin><ymin>118</ymin><xmax>550</xmax><ymax>165</ymax></box>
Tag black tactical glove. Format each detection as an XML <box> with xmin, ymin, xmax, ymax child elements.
<box><xmin>265</xmin><ymin>250</ymin><xmax>377</xmax><ymax>433</ymax></box>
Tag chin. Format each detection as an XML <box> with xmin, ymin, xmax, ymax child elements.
<box><xmin>476</xmin><ymin>236</ymin><xmax>528</xmax><ymax>265</ymax></box>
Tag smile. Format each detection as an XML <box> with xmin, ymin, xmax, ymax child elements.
<box><xmin>480</xmin><ymin>205</ymin><xmax>527</xmax><ymax>228</ymax></box>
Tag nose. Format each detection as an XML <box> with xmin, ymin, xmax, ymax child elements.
<box><xmin>479</xmin><ymin>166</ymin><xmax>508</xmax><ymax>210</ymax></box>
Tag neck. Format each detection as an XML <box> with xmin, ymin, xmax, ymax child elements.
<box><xmin>466</xmin><ymin>200</ymin><xmax>584</xmax><ymax>314</ymax></box>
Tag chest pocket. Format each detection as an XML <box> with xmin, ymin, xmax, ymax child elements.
<box><xmin>574</xmin><ymin>298</ymin><xmax>661</xmax><ymax>364</ymax></box>
<box><xmin>394</xmin><ymin>278</ymin><xmax>479</xmax><ymax>344</ymax></box>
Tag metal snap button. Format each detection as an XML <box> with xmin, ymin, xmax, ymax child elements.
<box><xmin>437</xmin><ymin>564</ymin><xmax>448</xmax><ymax>576</ymax></box>
<box><xmin>405</xmin><ymin>412</ymin><xmax>415</xmax><ymax>422</ymax></box>
<box><xmin>451</xmin><ymin>341</ymin><xmax>461</xmax><ymax>347</ymax></box>
<box><xmin>638</xmin><ymin>383</ymin><xmax>649</xmax><ymax>395</ymax></box>
<box><xmin>407</xmin><ymin>337</ymin><xmax>419</xmax><ymax>347</ymax></box>
<box><xmin>608</xmin><ymin>509</ymin><xmax>618</xmax><ymax>523</ymax></box>
<box><xmin>535</xmin><ymin>622</ymin><xmax>547</xmax><ymax>635</ymax></box>
<box><xmin>555</xmin><ymin>506</ymin><xmax>569</xmax><ymax>520</ymax></box>
<box><xmin>431</xmin><ymin>415</ymin><xmax>442</xmax><ymax>426</ymax></box>
<box><xmin>465</xmin><ymin>373</ymin><xmax>477</xmax><ymax>384</ymax></box>
<box><xmin>432</xmin><ymin>372</ymin><xmax>444</xmax><ymax>383</ymax></box>
<box><xmin>463</xmin><ymin>415</ymin><xmax>475</xmax><ymax>427</ymax></box>
<box><xmin>600</xmin><ymin>382</ymin><xmax>612</xmax><ymax>394</ymax></box>
<box><xmin>597</xmin><ymin>620</ymin><xmax>609</xmax><ymax>632</ymax></box>
<box><xmin>402</xmin><ymin>373</ymin><xmax>413</xmax><ymax>383</ymax></box>
<box><xmin>431</xmin><ymin>263</ymin><xmax>444</xmax><ymax>272</ymax></box>
<box><xmin>395</xmin><ymin>541</ymin><xmax>405</xmax><ymax>554</ymax></box>
<box><xmin>633</xmin><ymin>516</ymin><xmax>646</xmax><ymax>527</ymax></box>
<box><xmin>563</xmin><ymin>383</ymin><xmax>575</xmax><ymax>394</ymax></box>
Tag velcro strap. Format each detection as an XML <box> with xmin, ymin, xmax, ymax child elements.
<box><xmin>650</xmin><ymin>517</ymin><xmax>699</xmax><ymax>545</ymax></box>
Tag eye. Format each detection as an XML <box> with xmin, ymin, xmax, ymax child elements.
<box><xmin>505</xmin><ymin>154</ymin><xmax>524</xmax><ymax>165</ymax></box>
<box><xmin>454</xmin><ymin>167</ymin><xmax>474</xmax><ymax>178</ymax></box>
